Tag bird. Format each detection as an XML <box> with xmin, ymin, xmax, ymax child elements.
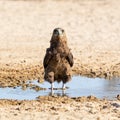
<box><xmin>43</xmin><ymin>28</ymin><xmax>74</xmax><ymax>91</ymax></box>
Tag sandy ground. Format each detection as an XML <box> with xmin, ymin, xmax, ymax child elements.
<box><xmin>0</xmin><ymin>0</ymin><xmax>120</xmax><ymax>119</ymax></box>
<box><xmin>0</xmin><ymin>96</ymin><xmax>120</xmax><ymax>120</ymax></box>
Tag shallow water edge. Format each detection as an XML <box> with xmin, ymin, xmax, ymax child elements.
<box><xmin>0</xmin><ymin>76</ymin><xmax>120</xmax><ymax>100</ymax></box>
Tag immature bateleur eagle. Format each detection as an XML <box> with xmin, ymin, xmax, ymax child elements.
<box><xmin>43</xmin><ymin>28</ymin><xmax>74</xmax><ymax>90</ymax></box>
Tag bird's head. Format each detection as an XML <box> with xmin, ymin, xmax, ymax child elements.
<box><xmin>53</xmin><ymin>28</ymin><xmax>65</xmax><ymax>36</ymax></box>
<box><xmin>50</xmin><ymin>28</ymin><xmax>67</xmax><ymax>46</ymax></box>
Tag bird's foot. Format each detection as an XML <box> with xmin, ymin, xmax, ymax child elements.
<box><xmin>62</xmin><ymin>87</ymin><xmax>66</xmax><ymax>90</ymax></box>
<box><xmin>51</xmin><ymin>83</ymin><xmax>54</xmax><ymax>90</ymax></box>
<box><xmin>62</xmin><ymin>83</ymin><xmax>66</xmax><ymax>90</ymax></box>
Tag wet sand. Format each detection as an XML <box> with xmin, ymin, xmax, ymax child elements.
<box><xmin>0</xmin><ymin>0</ymin><xmax>120</xmax><ymax>119</ymax></box>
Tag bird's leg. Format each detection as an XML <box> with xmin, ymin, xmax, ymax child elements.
<box><xmin>48</xmin><ymin>71</ymin><xmax>54</xmax><ymax>90</ymax></box>
<box><xmin>62</xmin><ymin>83</ymin><xmax>66</xmax><ymax>90</ymax></box>
<box><xmin>51</xmin><ymin>82</ymin><xmax>54</xmax><ymax>90</ymax></box>
<box><xmin>50</xmin><ymin>82</ymin><xmax>54</xmax><ymax>96</ymax></box>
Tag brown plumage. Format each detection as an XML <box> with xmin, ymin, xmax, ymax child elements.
<box><xmin>43</xmin><ymin>28</ymin><xmax>74</xmax><ymax>90</ymax></box>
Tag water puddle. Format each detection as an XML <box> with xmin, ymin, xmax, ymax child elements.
<box><xmin>0</xmin><ymin>76</ymin><xmax>120</xmax><ymax>100</ymax></box>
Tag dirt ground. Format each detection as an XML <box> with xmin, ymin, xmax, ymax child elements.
<box><xmin>0</xmin><ymin>0</ymin><xmax>120</xmax><ymax>119</ymax></box>
<box><xmin>0</xmin><ymin>96</ymin><xmax>120</xmax><ymax>120</ymax></box>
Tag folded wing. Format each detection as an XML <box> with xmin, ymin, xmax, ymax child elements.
<box><xmin>66</xmin><ymin>52</ymin><xmax>74</xmax><ymax>67</ymax></box>
<box><xmin>43</xmin><ymin>48</ymin><xmax>52</xmax><ymax>68</ymax></box>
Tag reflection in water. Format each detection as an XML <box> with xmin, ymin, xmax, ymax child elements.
<box><xmin>48</xmin><ymin>90</ymin><xmax>67</xmax><ymax>97</ymax></box>
<box><xmin>0</xmin><ymin>76</ymin><xmax>120</xmax><ymax>100</ymax></box>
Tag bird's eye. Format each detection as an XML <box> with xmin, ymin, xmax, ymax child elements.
<box><xmin>54</xmin><ymin>29</ymin><xmax>57</xmax><ymax>32</ymax></box>
<box><xmin>62</xmin><ymin>29</ymin><xmax>64</xmax><ymax>33</ymax></box>
<box><xmin>54</xmin><ymin>29</ymin><xmax>59</xmax><ymax>34</ymax></box>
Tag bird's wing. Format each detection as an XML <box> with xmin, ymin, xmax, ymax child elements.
<box><xmin>43</xmin><ymin>48</ymin><xmax>52</xmax><ymax>68</ymax></box>
<box><xmin>66</xmin><ymin>52</ymin><xmax>74</xmax><ymax>67</ymax></box>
